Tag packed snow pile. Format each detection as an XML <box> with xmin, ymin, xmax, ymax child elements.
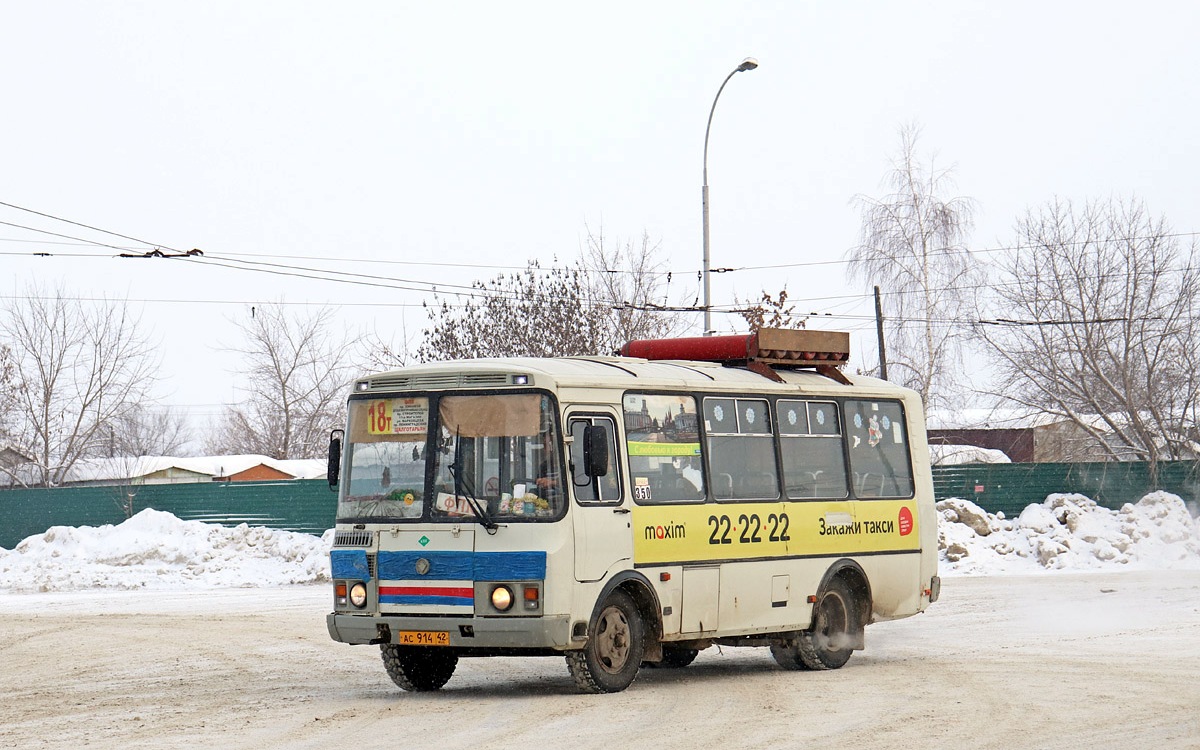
<box><xmin>939</xmin><ymin>491</ymin><xmax>1200</xmax><ymax>574</ymax></box>
<box><xmin>0</xmin><ymin>509</ymin><xmax>333</xmax><ymax>593</ymax></box>
<box><xmin>3</xmin><ymin>494</ymin><xmax>1199</xmax><ymax>593</ymax></box>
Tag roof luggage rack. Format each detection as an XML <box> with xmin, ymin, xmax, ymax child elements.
<box><xmin>619</xmin><ymin>328</ymin><xmax>852</xmax><ymax>385</ymax></box>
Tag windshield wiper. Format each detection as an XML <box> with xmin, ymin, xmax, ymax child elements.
<box><xmin>452</xmin><ymin>430</ymin><xmax>498</xmax><ymax>534</ymax></box>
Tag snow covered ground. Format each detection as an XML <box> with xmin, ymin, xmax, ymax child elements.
<box><xmin>2</xmin><ymin>494</ymin><xmax>1199</xmax><ymax>749</ymax></box>
<box><xmin>2</xmin><ymin>491</ymin><xmax>1198</xmax><ymax>592</ymax></box>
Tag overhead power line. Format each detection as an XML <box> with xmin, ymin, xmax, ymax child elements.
<box><xmin>0</xmin><ymin>200</ymin><xmax>171</xmax><ymax>251</ymax></box>
<box><xmin>8</xmin><ymin>200</ymin><xmax>1200</xmax><ymax>328</ymax></box>
<box><xmin>6</xmin><ymin>199</ymin><xmax>1199</xmax><ymax>279</ymax></box>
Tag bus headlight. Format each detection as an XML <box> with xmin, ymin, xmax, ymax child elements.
<box><xmin>349</xmin><ymin>582</ymin><xmax>368</xmax><ymax>609</ymax></box>
<box><xmin>491</xmin><ymin>585</ymin><xmax>514</xmax><ymax>612</ymax></box>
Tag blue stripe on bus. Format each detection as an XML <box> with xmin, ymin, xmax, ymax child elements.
<box><xmin>379</xmin><ymin>595</ymin><xmax>473</xmax><ymax>607</ymax></box>
<box><xmin>376</xmin><ymin>551</ymin><xmax>546</xmax><ymax>581</ymax></box>
<box><xmin>330</xmin><ymin>550</ymin><xmax>370</xmax><ymax>581</ymax></box>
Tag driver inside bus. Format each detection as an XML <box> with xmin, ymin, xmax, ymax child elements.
<box><xmin>675</xmin><ymin>456</ymin><xmax>703</xmax><ymax>492</ymax></box>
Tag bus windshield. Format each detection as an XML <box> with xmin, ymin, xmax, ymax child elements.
<box><xmin>338</xmin><ymin>392</ymin><xmax>565</xmax><ymax>522</ymax></box>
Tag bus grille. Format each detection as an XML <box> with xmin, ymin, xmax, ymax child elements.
<box><xmin>360</xmin><ymin>372</ymin><xmax>516</xmax><ymax>391</ymax></box>
<box><xmin>332</xmin><ymin>530</ymin><xmax>373</xmax><ymax>547</ymax></box>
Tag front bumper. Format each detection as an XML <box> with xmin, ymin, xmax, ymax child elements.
<box><xmin>327</xmin><ymin>612</ymin><xmax>575</xmax><ymax>650</ymax></box>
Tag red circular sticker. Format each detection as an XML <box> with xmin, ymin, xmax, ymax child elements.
<box><xmin>898</xmin><ymin>506</ymin><xmax>914</xmax><ymax>536</ymax></box>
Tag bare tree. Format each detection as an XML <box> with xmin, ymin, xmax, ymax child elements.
<box><xmin>979</xmin><ymin>197</ymin><xmax>1200</xmax><ymax>476</ymax></box>
<box><xmin>419</xmin><ymin>230</ymin><xmax>682</xmax><ymax>361</ymax></box>
<box><xmin>734</xmin><ymin>287</ymin><xmax>808</xmax><ymax>333</ymax></box>
<box><xmin>109</xmin><ymin>407</ymin><xmax>196</xmax><ymax>457</ymax></box>
<box><xmin>0</xmin><ymin>343</ymin><xmax>17</xmax><ymax>445</ymax></box>
<box><xmin>0</xmin><ymin>287</ymin><xmax>158</xmax><ymax>486</ymax></box>
<box><xmin>359</xmin><ymin>315</ymin><xmax>416</xmax><ymax>373</ymax></box>
<box><xmin>208</xmin><ymin>303</ymin><xmax>360</xmax><ymax>459</ymax></box>
<box><xmin>847</xmin><ymin>124</ymin><xmax>977</xmax><ymax>409</ymax></box>
<box><xmin>581</xmin><ymin>226</ymin><xmax>690</xmax><ymax>344</ymax></box>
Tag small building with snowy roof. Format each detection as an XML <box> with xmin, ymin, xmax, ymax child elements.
<box><xmin>58</xmin><ymin>455</ymin><xmax>326</xmax><ymax>487</ymax></box>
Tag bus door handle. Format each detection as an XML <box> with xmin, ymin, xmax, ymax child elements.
<box><xmin>612</xmin><ymin>507</ymin><xmax>631</xmax><ymax>514</ymax></box>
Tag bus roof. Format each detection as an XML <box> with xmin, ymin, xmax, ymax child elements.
<box><xmin>352</xmin><ymin>354</ymin><xmax>918</xmax><ymax>403</ymax></box>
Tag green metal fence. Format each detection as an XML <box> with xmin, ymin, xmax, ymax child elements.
<box><xmin>4</xmin><ymin>461</ymin><xmax>1198</xmax><ymax>550</ymax></box>
<box><xmin>931</xmin><ymin>460</ymin><xmax>1200</xmax><ymax>517</ymax></box>
<box><xmin>0</xmin><ymin>479</ymin><xmax>337</xmax><ymax>550</ymax></box>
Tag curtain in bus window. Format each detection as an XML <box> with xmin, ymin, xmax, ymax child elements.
<box><xmin>622</xmin><ymin>393</ymin><xmax>704</xmax><ymax>503</ymax></box>
<box><xmin>843</xmin><ymin>400</ymin><xmax>914</xmax><ymax>498</ymax></box>
<box><xmin>438</xmin><ymin>394</ymin><xmax>542</xmax><ymax>437</ymax></box>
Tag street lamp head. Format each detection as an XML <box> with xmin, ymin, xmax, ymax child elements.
<box><xmin>737</xmin><ymin>57</ymin><xmax>759</xmax><ymax>72</ymax></box>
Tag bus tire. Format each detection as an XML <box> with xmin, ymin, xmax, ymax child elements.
<box><xmin>645</xmin><ymin>646</ymin><xmax>699</xmax><ymax>669</ymax></box>
<box><xmin>772</xmin><ymin>577</ymin><xmax>859</xmax><ymax>671</ymax></box>
<box><xmin>565</xmin><ymin>589</ymin><xmax>645</xmax><ymax>693</ymax></box>
<box><xmin>380</xmin><ymin>644</ymin><xmax>458</xmax><ymax>691</ymax></box>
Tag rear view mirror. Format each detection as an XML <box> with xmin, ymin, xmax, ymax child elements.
<box><xmin>327</xmin><ymin>429</ymin><xmax>344</xmax><ymax>490</ymax></box>
<box><xmin>583</xmin><ymin>425</ymin><xmax>609</xmax><ymax>477</ymax></box>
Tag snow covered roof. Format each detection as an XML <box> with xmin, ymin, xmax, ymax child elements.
<box><xmin>62</xmin><ymin>455</ymin><xmax>326</xmax><ymax>484</ymax></box>
<box><xmin>272</xmin><ymin>459</ymin><xmax>329</xmax><ymax>480</ymax></box>
<box><xmin>929</xmin><ymin>444</ymin><xmax>1011</xmax><ymax>465</ymax></box>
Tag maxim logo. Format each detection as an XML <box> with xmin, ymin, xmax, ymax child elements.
<box><xmin>644</xmin><ymin>522</ymin><xmax>686</xmax><ymax>540</ymax></box>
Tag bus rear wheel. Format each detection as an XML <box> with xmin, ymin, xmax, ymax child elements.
<box><xmin>380</xmin><ymin>644</ymin><xmax>458</xmax><ymax>691</ymax></box>
<box><xmin>565</xmin><ymin>590</ymin><xmax>645</xmax><ymax>693</ymax></box>
<box><xmin>771</xmin><ymin>577</ymin><xmax>859</xmax><ymax>671</ymax></box>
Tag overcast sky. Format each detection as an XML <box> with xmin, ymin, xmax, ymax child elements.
<box><xmin>3</xmin><ymin>1</ymin><xmax>1198</xmax><ymax>420</ymax></box>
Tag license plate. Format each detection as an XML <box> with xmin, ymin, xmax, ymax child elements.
<box><xmin>398</xmin><ymin>630</ymin><xmax>450</xmax><ymax>646</ymax></box>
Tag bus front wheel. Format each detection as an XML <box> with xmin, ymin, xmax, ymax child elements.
<box><xmin>566</xmin><ymin>589</ymin><xmax>645</xmax><ymax>693</ymax></box>
<box><xmin>380</xmin><ymin>644</ymin><xmax>458</xmax><ymax>691</ymax></box>
<box><xmin>771</xmin><ymin>577</ymin><xmax>859</xmax><ymax>671</ymax></box>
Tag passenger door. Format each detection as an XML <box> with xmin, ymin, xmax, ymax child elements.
<box><xmin>568</xmin><ymin>411</ymin><xmax>633</xmax><ymax>582</ymax></box>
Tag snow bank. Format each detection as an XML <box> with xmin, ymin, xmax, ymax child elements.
<box><xmin>4</xmin><ymin>492</ymin><xmax>1199</xmax><ymax>592</ymax></box>
<box><xmin>939</xmin><ymin>491</ymin><xmax>1200</xmax><ymax>575</ymax></box>
<box><xmin>0</xmin><ymin>509</ymin><xmax>333</xmax><ymax>593</ymax></box>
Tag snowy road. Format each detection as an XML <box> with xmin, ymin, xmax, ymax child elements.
<box><xmin>3</xmin><ymin>572</ymin><xmax>1199</xmax><ymax>750</ymax></box>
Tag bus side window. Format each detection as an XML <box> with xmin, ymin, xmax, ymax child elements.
<box><xmin>843</xmin><ymin>400</ymin><xmax>914</xmax><ymax>499</ymax></box>
<box><xmin>621</xmin><ymin>393</ymin><xmax>704</xmax><ymax>504</ymax></box>
<box><xmin>704</xmin><ymin>397</ymin><xmax>779</xmax><ymax>500</ymax></box>
<box><xmin>569</xmin><ymin>416</ymin><xmax>621</xmax><ymax>505</ymax></box>
<box><xmin>779</xmin><ymin>400</ymin><xmax>849</xmax><ymax>500</ymax></box>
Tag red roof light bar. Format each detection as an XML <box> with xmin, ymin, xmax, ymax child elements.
<box><xmin>619</xmin><ymin>328</ymin><xmax>850</xmax><ymax>365</ymax></box>
<box><xmin>619</xmin><ymin>328</ymin><xmax>852</xmax><ymax>384</ymax></box>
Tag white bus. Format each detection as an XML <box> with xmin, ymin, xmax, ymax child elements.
<box><xmin>325</xmin><ymin>328</ymin><xmax>940</xmax><ymax>693</ymax></box>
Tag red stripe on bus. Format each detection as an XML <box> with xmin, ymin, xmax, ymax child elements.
<box><xmin>379</xmin><ymin>586</ymin><xmax>473</xmax><ymax>598</ymax></box>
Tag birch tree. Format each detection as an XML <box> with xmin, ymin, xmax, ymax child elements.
<box><xmin>979</xmin><ymin>197</ymin><xmax>1200</xmax><ymax>474</ymax></box>
<box><xmin>847</xmin><ymin>125</ymin><xmax>976</xmax><ymax>409</ymax></box>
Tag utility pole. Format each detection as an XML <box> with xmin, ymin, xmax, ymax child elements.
<box><xmin>874</xmin><ymin>285</ymin><xmax>888</xmax><ymax>380</ymax></box>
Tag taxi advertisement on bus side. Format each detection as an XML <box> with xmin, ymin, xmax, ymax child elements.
<box><xmin>631</xmin><ymin>499</ymin><xmax>919</xmax><ymax>565</ymax></box>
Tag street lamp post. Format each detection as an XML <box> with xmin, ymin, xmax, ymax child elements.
<box><xmin>702</xmin><ymin>57</ymin><xmax>758</xmax><ymax>336</ymax></box>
